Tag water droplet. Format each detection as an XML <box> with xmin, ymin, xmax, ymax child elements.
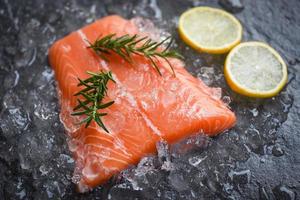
<box><xmin>228</xmin><ymin>169</ymin><xmax>251</xmax><ymax>184</ymax></box>
<box><xmin>188</xmin><ymin>155</ymin><xmax>207</xmax><ymax>167</ymax></box>
<box><xmin>249</xmin><ymin>108</ymin><xmax>259</xmax><ymax>117</ymax></box>
<box><xmin>272</xmin><ymin>185</ymin><xmax>295</xmax><ymax>200</ymax></box>
<box><xmin>272</xmin><ymin>145</ymin><xmax>284</xmax><ymax>157</ymax></box>
<box><xmin>222</xmin><ymin>96</ymin><xmax>231</xmax><ymax>105</ymax></box>
<box><xmin>39</xmin><ymin>165</ymin><xmax>50</xmax><ymax>176</ymax></box>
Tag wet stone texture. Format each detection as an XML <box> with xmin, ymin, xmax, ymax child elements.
<box><xmin>0</xmin><ymin>0</ymin><xmax>300</xmax><ymax>199</ymax></box>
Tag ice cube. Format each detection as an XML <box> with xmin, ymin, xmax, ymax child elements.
<box><xmin>156</xmin><ymin>141</ymin><xmax>174</xmax><ymax>171</ymax></box>
<box><xmin>170</xmin><ymin>133</ymin><xmax>211</xmax><ymax>158</ymax></box>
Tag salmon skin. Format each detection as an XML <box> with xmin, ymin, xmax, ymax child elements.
<box><xmin>48</xmin><ymin>15</ymin><xmax>236</xmax><ymax>192</ymax></box>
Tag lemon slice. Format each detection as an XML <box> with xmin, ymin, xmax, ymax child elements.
<box><xmin>224</xmin><ymin>42</ymin><xmax>288</xmax><ymax>98</ymax></box>
<box><xmin>178</xmin><ymin>7</ymin><xmax>242</xmax><ymax>54</ymax></box>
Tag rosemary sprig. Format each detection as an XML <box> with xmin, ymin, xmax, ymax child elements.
<box><xmin>73</xmin><ymin>34</ymin><xmax>183</xmax><ymax>130</ymax></box>
<box><xmin>88</xmin><ymin>34</ymin><xmax>184</xmax><ymax>75</ymax></box>
<box><xmin>72</xmin><ymin>71</ymin><xmax>115</xmax><ymax>132</ymax></box>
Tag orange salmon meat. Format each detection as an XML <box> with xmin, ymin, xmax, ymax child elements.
<box><xmin>48</xmin><ymin>15</ymin><xmax>236</xmax><ymax>192</ymax></box>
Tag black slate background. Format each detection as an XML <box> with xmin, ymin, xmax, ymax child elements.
<box><xmin>0</xmin><ymin>0</ymin><xmax>300</xmax><ymax>199</ymax></box>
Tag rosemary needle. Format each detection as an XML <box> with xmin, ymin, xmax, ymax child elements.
<box><xmin>88</xmin><ymin>34</ymin><xmax>184</xmax><ymax>75</ymax></box>
<box><xmin>72</xmin><ymin>71</ymin><xmax>115</xmax><ymax>132</ymax></box>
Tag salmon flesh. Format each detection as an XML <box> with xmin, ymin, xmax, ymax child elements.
<box><xmin>48</xmin><ymin>15</ymin><xmax>236</xmax><ymax>192</ymax></box>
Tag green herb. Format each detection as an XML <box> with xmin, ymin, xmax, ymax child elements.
<box><xmin>72</xmin><ymin>71</ymin><xmax>115</xmax><ymax>132</ymax></box>
<box><xmin>88</xmin><ymin>34</ymin><xmax>184</xmax><ymax>75</ymax></box>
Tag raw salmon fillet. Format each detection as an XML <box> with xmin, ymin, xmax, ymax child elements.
<box><xmin>48</xmin><ymin>15</ymin><xmax>236</xmax><ymax>192</ymax></box>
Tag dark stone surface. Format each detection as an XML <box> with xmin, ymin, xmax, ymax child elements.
<box><xmin>218</xmin><ymin>0</ymin><xmax>244</xmax><ymax>13</ymax></box>
<box><xmin>0</xmin><ymin>0</ymin><xmax>299</xmax><ymax>199</ymax></box>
